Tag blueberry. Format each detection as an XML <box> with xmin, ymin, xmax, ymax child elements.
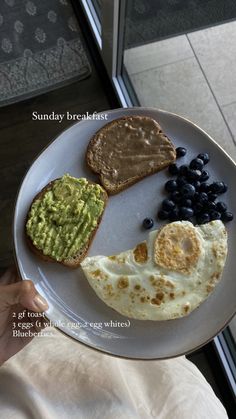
<box><xmin>187</xmin><ymin>169</ymin><xmax>202</xmax><ymax>181</ymax></box>
<box><xmin>221</xmin><ymin>182</ymin><xmax>228</xmax><ymax>193</ymax></box>
<box><xmin>176</xmin><ymin>176</ymin><xmax>187</xmax><ymax>187</ymax></box>
<box><xmin>209</xmin><ymin>210</ymin><xmax>221</xmax><ymax>221</ymax></box>
<box><xmin>191</xmin><ymin>180</ymin><xmax>201</xmax><ymax>190</ymax></box>
<box><xmin>216</xmin><ymin>202</ymin><xmax>227</xmax><ymax>213</ymax></box>
<box><xmin>180</xmin><ymin>198</ymin><xmax>192</xmax><ymax>207</ymax></box>
<box><xmin>198</xmin><ymin>192</ymin><xmax>208</xmax><ymax>205</ymax></box>
<box><xmin>180</xmin><ymin>183</ymin><xmax>196</xmax><ymax>198</ymax></box>
<box><xmin>197</xmin><ymin>153</ymin><xmax>210</xmax><ymax>164</ymax></box>
<box><xmin>207</xmin><ymin>201</ymin><xmax>217</xmax><ymax>211</ymax></box>
<box><xmin>199</xmin><ymin>182</ymin><xmax>210</xmax><ymax>192</ymax></box>
<box><xmin>165</xmin><ymin>180</ymin><xmax>178</xmax><ymax>192</ymax></box>
<box><xmin>168</xmin><ymin>163</ymin><xmax>179</xmax><ymax>176</ymax></box>
<box><xmin>176</xmin><ymin>147</ymin><xmax>187</xmax><ymax>158</ymax></box>
<box><xmin>190</xmin><ymin>158</ymin><xmax>204</xmax><ymax>171</ymax></box>
<box><xmin>162</xmin><ymin>199</ymin><xmax>175</xmax><ymax>212</ymax></box>
<box><xmin>209</xmin><ymin>181</ymin><xmax>226</xmax><ymax>195</ymax></box>
<box><xmin>199</xmin><ymin>170</ymin><xmax>210</xmax><ymax>182</ymax></box>
<box><xmin>197</xmin><ymin>213</ymin><xmax>210</xmax><ymax>224</ymax></box>
<box><xmin>221</xmin><ymin>211</ymin><xmax>234</xmax><ymax>222</ymax></box>
<box><xmin>192</xmin><ymin>192</ymin><xmax>200</xmax><ymax>202</ymax></box>
<box><xmin>179</xmin><ymin>207</ymin><xmax>194</xmax><ymax>220</ymax></box>
<box><xmin>208</xmin><ymin>193</ymin><xmax>218</xmax><ymax>202</ymax></box>
<box><xmin>169</xmin><ymin>208</ymin><xmax>179</xmax><ymax>221</ymax></box>
<box><xmin>143</xmin><ymin>218</ymin><xmax>154</xmax><ymax>229</ymax></box>
<box><xmin>179</xmin><ymin>165</ymin><xmax>189</xmax><ymax>176</ymax></box>
<box><xmin>170</xmin><ymin>191</ymin><xmax>181</xmax><ymax>203</ymax></box>
<box><xmin>193</xmin><ymin>202</ymin><xmax>204</xmax><ymax>214</ymax></box>
<box><xmin>157</xmin><ymin>210</ymin><xmax>169</xmax><ymax>220</ymax></box>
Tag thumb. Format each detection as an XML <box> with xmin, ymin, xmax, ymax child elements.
<box><xmin>0</xmin><ymin>280</ymin><xmax>49</xmax><ymax>312</ymax></box>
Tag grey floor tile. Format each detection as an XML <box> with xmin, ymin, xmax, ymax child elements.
<box><xmin>188</xmin><ymin>21</ymin><xmax>236</xmax><ymax>107</ymax></box>
<box><xmin>221</xmin><ymin>102</ymin><xmax>236</xmax><ymax>142</ymax></box>
<box><xmin>130</xmin><ymin>57</ymin><xmax>236</xmax><ymax>161</ymax></box>
<box><xmin>124</xmin><ymin>35</ymin><xmax>193</xmax><ymax>75</ymax></box>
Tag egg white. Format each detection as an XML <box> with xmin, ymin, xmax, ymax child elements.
<box><xmin>81</xmin><ymin>221</ymin><xmax>227</xmax><ymax>320</ymax></box>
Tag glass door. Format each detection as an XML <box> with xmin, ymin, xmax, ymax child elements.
<box><xmin>78</xmin><ymin>0</ymin><xmax>236</xmax><ymax>398</ymax></box>
<box><xmin>121</xmin><ymin>1</ymin><xmax>236</xmax><ymax>369</ymax></box>
<box><xmin>122</xmin><ymin>0</ymin><xmax>236</xmax><ymax>396</ymax></box>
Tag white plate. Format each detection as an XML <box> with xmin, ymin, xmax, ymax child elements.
<box><xmin>13</xmin><ymin>107</ymin><xmax>236</xmax><ymax>359</ymax></box>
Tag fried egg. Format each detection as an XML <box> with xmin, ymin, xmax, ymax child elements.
<box><xmin>81</xmin><ymin>221</ymin><xmax>228</xmax><ymax>320</ymax></box>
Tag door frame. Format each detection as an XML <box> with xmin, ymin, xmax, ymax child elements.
<box><xmin>80</xmin><ymin>0</ymin><xmax>133</xmax><ymax>107</ymax></box>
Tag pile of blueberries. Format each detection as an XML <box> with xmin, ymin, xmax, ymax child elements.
<box><xmin>156</xmin><ymin>147</ymin><xmax>233</xmax><ymax>225</ymax></box>
<box><xmin>142</xmin><ymin>147</ymin><xmax>234</xmax><ymax>229</ymax></box>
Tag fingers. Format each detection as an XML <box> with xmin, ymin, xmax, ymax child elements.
<box><xmin>0</xmin><ymin>280</ymin><xmax>49</xmax><ymax>313</ymax></box>
<box><xmin>20</xmin><ymin>281</ymin><xmax>49</xmax><ymax>312</ymax></box>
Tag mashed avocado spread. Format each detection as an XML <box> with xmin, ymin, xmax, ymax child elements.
<box><xmin>26</xmin><ymin>174</ymin><xmax>105</xmax><ymax>261</ymax></box>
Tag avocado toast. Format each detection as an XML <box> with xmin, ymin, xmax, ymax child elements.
<box><xmin>25</xmin><ymin>174</ymin><xmax>108</xmax><ymax>267</ymax></box>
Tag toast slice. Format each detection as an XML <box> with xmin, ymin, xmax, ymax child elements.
<box><xmin>25</xmin><ymin>175</ymin><xmax>108</xmax><ymax>268</ymax></box>
<box><xmin>86</xmin><ymin>115</ymin><xmax>176</xmax><ymax>195</ymax></box>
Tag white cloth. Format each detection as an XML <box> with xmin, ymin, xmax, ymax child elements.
<box><xmin>0</xmin><ymin>327</ymin><xmax>228</xmax><ymax>419</ymax></box>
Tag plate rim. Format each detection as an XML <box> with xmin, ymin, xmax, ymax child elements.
<box><xmin>13</xmin><ymin>106</ymin><xmax>236</xmax><ymax>360</ymax></box>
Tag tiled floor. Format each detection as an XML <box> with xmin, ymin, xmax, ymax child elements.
<box><xmin>124</xmin><ymin>21</ymin><xmax>236</xmax><ymax>161</ymax></box>
<box><xmin>124</xmin><ymin>21</ymin><xmax>236</xmax><ymax>338</ymax></box>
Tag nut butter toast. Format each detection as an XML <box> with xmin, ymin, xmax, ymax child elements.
<box><xmin>86</xmin><ymin>115</ymin><xmax>176</xmax><ymax>195</ymax></box>
<box><xmin>25</xmin><ymin>174</ymin><xmax>108</xmax><ymax>268</ymax></box>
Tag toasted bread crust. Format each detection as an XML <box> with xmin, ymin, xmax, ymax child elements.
<box><xmin>25</xmin><ymin>178</ymin><xmax>108</xmax><ymax>268</ymax></box>
<box><xmin>86</xmin><ymin>115</ymin><xmax>176</xmax><ymax>195</ymax></box>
